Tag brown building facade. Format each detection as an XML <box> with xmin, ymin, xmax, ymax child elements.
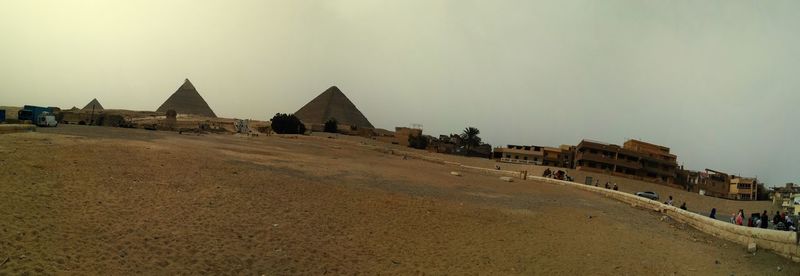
<box><xmin>573</xmin><ymin>139</ymin><xmax>678</xmax><ymax>185</ymax></box>
<box><xmin>493</xmin><ymin>145</ymin><xmax>544</xmax><ymax>165</ymax></box>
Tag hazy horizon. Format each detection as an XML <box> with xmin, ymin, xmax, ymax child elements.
<box><xmin>2</xmin><ymin>0</ymin><xmax>798</xmax><ymax>186</ymax></box>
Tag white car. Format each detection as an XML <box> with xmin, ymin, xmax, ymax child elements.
<box><xmin>635</xmin><ymin>191</ymin><xmax>659</xmax><ymax>201</ymax></box>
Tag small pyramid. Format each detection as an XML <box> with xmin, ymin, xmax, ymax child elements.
<box><xmin>156</xmin><ymin>79</ymin><xmax>217</xmax><ymax>117</ymax></box>
<box><xmin>82</xmin><ymin>98</ymin><xmax>104</xmax><ymax>111</ymax></box>
<box><xmin>294</xmin><ymin>86</ymin><xmax>374</xmax><ymax>128</ymax></box>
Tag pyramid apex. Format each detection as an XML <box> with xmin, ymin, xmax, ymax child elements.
<box><xmin>294</xmin><ymin>86</ymin><xmax>373</xmax><ymax>129</ymax></box>
<box><xmin>156</xmin><ymin>78</ymin><xmax>216</xmax><ymax>117</ymax></box>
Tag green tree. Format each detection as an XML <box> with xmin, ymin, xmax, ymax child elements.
<box><xmin>324</xmin><ymin>118</ymin><xmax>338</xmax><ymax>133</ymax></box>
<box><xmin>460</xmin><ymin>127</ymin><xmax>481</xmax><ymax>154</ymax></box>
<box><xmin>270</xmin><ymin>113</ymin><xmax>306</xmax><ymax>134</ymax></box>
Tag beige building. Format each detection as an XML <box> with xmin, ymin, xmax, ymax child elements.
<box><xmin>493</xmin><ymin>145</ymin><xmax>544</xmax><ymax>165</ymax></box>
<box><xmin>729</xmin><ymin>177</ymin><xmax>757</xmax><ymax>200</ymax></box>
<box><xmin>772</xmin><ymin>183</ymin><xmax>800</xmax><ymax>214</ymax></box>
<box><xmin>393</xmin><ymin>127</ymin><xmax>422</xmax><ymax>147</ymax></box>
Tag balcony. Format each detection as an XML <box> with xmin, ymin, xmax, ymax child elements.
<box><xmin>575</xmin><ymin>152</ymin><xmax>642</xmax><ymax>170</ymax></box>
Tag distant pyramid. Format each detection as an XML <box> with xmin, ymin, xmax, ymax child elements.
<box><xmin>294</xmin><ymin>86</ymin><xmax>374</xmax><ymax>129</ymax></box>
<box><xmin>156</xmin><ymin>79</ymin><xmax>217</xmax><ymax>117</ymax></box>
<box><xmin>82</xmin><ymin>98</ymin><xmax>104</xmax><ymax>111</ymax></box>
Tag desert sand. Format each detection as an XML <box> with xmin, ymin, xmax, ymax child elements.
<box><xmin>1</xmin><ymin>125</ymin><xmax>797</xmax><ymax>275</ymax></box>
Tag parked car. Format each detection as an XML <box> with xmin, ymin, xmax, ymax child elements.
<box><xmin>635</xmin><ymin>191</ymin><xmax>659</xmax><ymax>200</ymax></box>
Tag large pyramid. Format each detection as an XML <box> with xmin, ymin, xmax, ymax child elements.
<box><xmin>294</xmin><ymin>86</ymin><xmax>374</xmax><ymax>129</ymax></box>
<box><xmin>157</xmin><ymin>79</ymin><xmax>217</xmax><ymax>117</ymax></box>
<box><xmin>82</xmin><ymin>98</ymin><xmax>104</xmax><ymax>111</ymax></box>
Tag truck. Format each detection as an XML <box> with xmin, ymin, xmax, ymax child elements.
<box><xmin>18</xmin><ymin>105</ymin><xmax>58</xmax><ymax>127</ymax></box>
<box><xmin>18</xmin><ymin>105</ymin><xmax>52</xmax><ymax>122</ymax></box>
<box><xmin>36</xmin><ymin>111</ymin><xmax>58</xmax><ymax>127</ymax></box>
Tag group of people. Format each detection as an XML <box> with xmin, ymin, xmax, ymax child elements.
<box><xmin>603</xmin><ymin>181</ymin><xmax>618</xmax><ymax>191</ymax></box>
<box><xmin>665</xmin><ymin>195</ymin><xmax>687</xmax><ymax>210</ymax></box>
<box><xmin>588</xmin><ymin>179</ymin><xmax>619</xmax><ymax>191</ymax></box>
<box><xmin>726</xmin><ymin>209</ymin><xmax>796</xmax><ymax>231</ymax></box>
<box><xmin>542</xmin><ymin>168</ymin><xmax>570</xmax><ymax>181</ymax></box>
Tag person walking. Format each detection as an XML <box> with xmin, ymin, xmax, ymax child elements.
<box><xmin>666</xmin><ymin>196</ymin><xmax>673</xmax><ymax>206</ymax></box>
<box><xmin>760</xmin><ymin>211</ymin><xmax>769</xmax><ymax>229</ymax></box>
<box><xmin>735</xmin><ymin>210</ymin><xmax>744</xmax><ymax>226</ymax></box>
<box><xmin>612</xmin><ymin>183</ymin><xmax>618</xmax><ymax>191</ymax></box>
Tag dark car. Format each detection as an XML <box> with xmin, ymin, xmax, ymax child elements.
<box><xmin>635</xmin><ymin>191</ymin><xmax>659</xmax><ymax>201</ymax></box>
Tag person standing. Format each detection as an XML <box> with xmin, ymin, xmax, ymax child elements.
<box><xmin>666</xmin><ymin>196</ymin><xmax>674</xmax><ymax>206</ymax></box>
<box><xmin>709</xmin><ymin>208</ymin><xmax>717</xmax><ymax>219</ymax></box>
<box><xmin>679</xmin><ymin>202</ymin><xmax>687</xmax><ymax>210</ymax></box>
<box><xmin>760</xmin><ymin>211</ymin><xmax>769</xmax><ymax>229</ymax></box>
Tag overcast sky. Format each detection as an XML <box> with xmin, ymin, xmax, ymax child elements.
<box><xmin>1</xmin><ymin>0</ymin><xmax>798</xmax><ymax>186</ymax></box>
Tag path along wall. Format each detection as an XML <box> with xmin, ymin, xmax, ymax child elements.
<box><xmin>362</xmin><ymin>141</ymin><xmax>800</xmax><ymax>261</ymax></box>
<box><xmin>528</xmin><ymin>176</ymin><xmax>800</xmax><ymax>262</ymax></box>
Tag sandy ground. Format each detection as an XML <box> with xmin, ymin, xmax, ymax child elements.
<box><xmin>317</xmin><ymin>132</ymin><xmax>777</xmax><ymax>219</ymax></box>
<box><xmin>1</xmin><ymin>125</ymin><xmax>798</xmax><ymax>275</ymax></box>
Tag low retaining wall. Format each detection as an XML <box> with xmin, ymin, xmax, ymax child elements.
<box><xmin>530</xmin><ymin>176</ymin><xmax>800</xmax><ymax>261</ymax></box>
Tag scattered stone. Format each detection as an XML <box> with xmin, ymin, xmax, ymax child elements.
<box><xmin>500</xmin><ymin>177</ymin><xmax>514</xmax><ymax>182</ymax></box>
<box><xmin>747</xmin><ymin>242</ymin><xmax>757</xmax><ymax>253</ymax></box>
<box><xmin>450</xmin><ymin>171</ymin><xmax>461</xmax><ymax>177</ymax></box>
<box><xmin>777</xmin><ymin>266</ymin><xmax>782</xmax><ymax>271</ymax></box>
<box><xmin>660</xmin><ymin>216</ymin><xmax>670</xmax><ymax>222</ymax></box>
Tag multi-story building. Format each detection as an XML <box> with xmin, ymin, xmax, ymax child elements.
<box><xmin>542</xmin><ymin>147</ymin><xmax>562</xmax><ymax>167</ymax></box>
<box><xmin>677</xmin><ymin>168</ymin><xmax>732</xmax><ymax>197</ymax></box>
<box><xmin>573</xmin><ymin>139</ymin><xmax>678</xmax><ymax>184</ymax></box>
<box><xmin>772</xmin><ymin>183</ymin><xmax>800</xmax><ymax>214</ymax></box>
<box><xmin>493</xmin><ymin>145</ymin><xmax>544</xmax><ymax>165</ymax></box>
<box><xmin>622</xmin><ymin>139</ymin><xmax>679</xmax><ymax>183</ymax></box>
<box><xmin>729</xmin><ymin>176</ymin><xmax>758</xmax><ymax>200</ymax></box>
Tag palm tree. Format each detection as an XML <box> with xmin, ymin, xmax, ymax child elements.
<box><xmin>460</xmin><ymin>127</ymin><xmax>481</xmax><ymax>155</ymax></box>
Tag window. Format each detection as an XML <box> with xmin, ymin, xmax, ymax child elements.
<box><xmin>523</xmin><ymin>156</ymin><xmax>528</xmax><ymax>160</ymax></box>
<box><xmin>738</xmin><ymin>184</ymin><xmax>751</xmax><ymax>189</ymax></box>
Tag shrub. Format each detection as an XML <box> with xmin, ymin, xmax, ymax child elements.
<box><xmin>270</xmin><ymin>113</ymin><xmax>306</xmax><ymax>134</ymax></box>
<box><xmin>324</xmin><ymin>118</ymin><xmax>338</xmax><ymax>133</ymax></box>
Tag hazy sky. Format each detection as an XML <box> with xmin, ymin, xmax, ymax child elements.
<box><xmin>2</xmin><ymin>0</ymin><xmax>798</xmax><ymax>186</ymax></box>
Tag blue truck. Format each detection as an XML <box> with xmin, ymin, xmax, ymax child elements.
<box><xmin>18</xmin><ymin>105</ymin><xmax>58</xmax><ymax>126</ymax></box>
<box><xmin>18</xmin><ymin>105</ymin><xmax>52</xmax><ymax>122</ymax></box>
